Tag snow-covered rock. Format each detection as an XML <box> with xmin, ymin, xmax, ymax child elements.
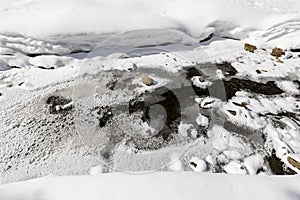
<box><xmin>189</xmin><ymin>157</ymin><xmax>207</xmax><ymax>172</ymax></box>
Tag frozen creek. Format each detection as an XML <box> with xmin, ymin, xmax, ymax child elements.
<box><xmin>0</xmin><ymin>30</ymin><xmax>300</xmax><ymax>183</ymax></box>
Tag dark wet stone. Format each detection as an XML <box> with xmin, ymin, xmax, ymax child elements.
<box><xmin>46</xmin><ymin>95</ymin><xmax>73</xmax><ymax>114</ymax></box>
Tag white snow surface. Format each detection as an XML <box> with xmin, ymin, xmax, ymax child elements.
<box><xmin>0</xmin><ymin>0</ymin><xmax>300</xmax><ymax>41</ymax></box>
<box><xmin>0</xmin><ymin>172</ymin><xmax>300</xmax><ymax>200</ymax></box>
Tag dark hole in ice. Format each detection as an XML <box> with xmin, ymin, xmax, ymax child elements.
<box><xmin>266</xmin><ymin>149</ymin><xmax>296</xmax><ymax>175</ymax></box>
<box><xmin>184</xmin><ymin>65</ymin><xmax>283</xmax><ymax>100</ymax></box>
<box><xmin>290</xmin><ymin>48</ymin><xmax>300</xmax><ymax>53</ymax></box>
<box><xmin>190</xmin><ymin>161</ymin><xmax>197</xmax><ymax>168</ymax></box>
<box><xmin>223</xmin><ymin>78</ymin><xmax>283</xmax><ymax>100</ymax></box>
<box><xmin>199</xmin><ymin>33</ymin><xmax>214</xmax><ymax>43</ymax></box>
<box><xmin>294</xmin><ymin>80</ymin><xmax>300</xmax><ymax>89</ymax></box>
<box><xmin>97</xmin><ymin>106</ymin><xmax>114</xmax><ymax>127</ymax></box>
<box><xmin>215</xmin><ymin>62</ymin><xmax>237</xmax><ymax>77</ymax></box>
<box><xmin>184</xmin><ymin>67</ymin><xmax>209</xmax><ymax>97</ymax></box>
<box><xmin>129</xmin><ymin>86</ymin><xmax>181</xmax><ymax>140</ymax></box>
<box><xmin>37</xmin><ymin>66</ymin><xmax>55</xmax><ymax>70</ymax></box>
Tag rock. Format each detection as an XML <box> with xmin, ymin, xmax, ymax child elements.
<box><xmin>271</xmin><ymin>47</ymin><xmax>285</xmax><ymax>58</ymax></box>
<box><xmin>141</xmin><ymin>74</ymin><xmax>153</xmax><ymax>86</ymax></box>
<box><xmin>198</xmin><ymin>76</ymin><xmax>205</xmax><ymax>82</ymax></box>
<box><xmin>256</xmin><ymin>69</ymin><xmax>262</xmax><ymax>74</ymax></box>
<box><xmin>244</xmin><ymin>43</ymin><xmax>257</xmax><ymax>53</ymax></box>
<box><xmin>287</xmin><ymin>156</ymin><xmax>300</xmax><ymax>170</ymax></box>
<box><xmin>227</xmin><ymin>110</ymin><xmax>237</xmax><ymax>116</ymax></box>
<box><xmin>189</xmin><ymin>157</ymin><xmax>207</xmax><ymax>172</ymax></box>
<box><xmin>232</xmin><ymin>102</ymin><xmax>248</xmax><ymax>108</ymax></box>
<box><xmin>276</xmin><ymin>58</ymin><xmax>284</xmax><ymax>63</ymax></box>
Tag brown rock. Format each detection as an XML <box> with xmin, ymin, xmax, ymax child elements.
<box><xmin>244</xmin><ymin>43</ymin><xmax>257</xmax><ymax>53</ymax></box>
<box><xmin>141</xmin><ymin>74</ymin><xmax>153</xmax><ymax>86</ymax></box>
<box><xmin>287</xmin><ymin>156</ymin><xmax>300</xmax><ymax>170</ymax></box>
<box><xmin>233</xmin><ymin>102</ymin><xmax>248</xmax><ymax>108</ymax></box>
<box><xmin>256</xmin><ymin>69</ymin><xmax>262</xmax><ymax>74</ymax></box>
<box><xmin>227</xmin><ymin>110</ymin><xmax>237</xmax><ymax>116</ymax></box>
<box><xmin>271</xmin><ymin>47</ymin><xmax>285</xmax><ymax>58</ymax></box>
<box><xmin>276</xmin><ymin>58</ymin><xmax>284</xmax><ymax>63</ymax></box>
<box><xmin>198</xmin><ymin>76</ymin><xmax>205</xmax><ymax>82</ymax></box>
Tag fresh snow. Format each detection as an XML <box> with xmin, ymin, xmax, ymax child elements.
<box><xmin>1</xmin><ymin>172</ymin><xmax>300</xmax><ymax>200</ymax></box>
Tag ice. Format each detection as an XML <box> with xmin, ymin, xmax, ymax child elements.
<box><xmin>1</xmin><ymin>0</ymin><xmax>300</xmax><ymax>197</ymax></box>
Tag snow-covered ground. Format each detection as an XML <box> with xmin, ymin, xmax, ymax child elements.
<box><xmin>1</xmin><ymin>0</ymin><xmax>300</xmax><ymax>199</ymax></box>
<box><xmin>1</xmin><ymin>172</ymin><xmax>300</xmax><ymax>200</ymax></box>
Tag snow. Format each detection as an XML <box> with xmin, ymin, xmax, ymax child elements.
<box><xmin>0</xmin><ymin>0</ymin><xmax>300</xmax><ymax>41</ymax></box>
<box><xmin>1</xmin><ymin>0</ymin><xmax>300</xmax><ymax>197</ymax></box>
<box><xmin>189</xmin><ymin>157</ymin><xmax>207</xmax><ymax>172</ymax></box>
<box><xmin>275</xmin><ymin>80</ymin><xmax>299</xmax><ymax>94</ymax></box>
<box><xmin>1</xmin><ymin>172</ymin><xmax>300</xmax><ymax>200</ymax></box>
<box><xmin>191</xmin><ymin>76</ymin><xmax>212</xmax><ymax>89</ymax></box>
<box><xmin>89</xmin><ymin>165</ymin><xmax>104</xmax><ymax>175</ymax></box>
<box><xmin>196</xmin><ymin>114</ymin><xmax>209</xmax><ymax>127</ymax></box>
<box><xmin>244</xmin><ymin>155</ymin><xmax>264</xmax><ymax>175</ymax></box>
<box><xmin>169</xmin><ymin>153</ymin><xmax>184</xmax><ymax>171</ymax></box>
<box><xmin>224</xmin><ymin>161</ymin><xmax>247</xmax><ymax>174</ymax></box>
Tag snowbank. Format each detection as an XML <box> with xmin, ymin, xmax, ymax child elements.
<box><xmin>0</xmin><ymin>172</ymin><xmax>300</xmax><ymax>200</ymax></box>
<box><xmin>1</xmin><ymin>0</ymin><xmax>300</xmax><ymax>38</ymax></box>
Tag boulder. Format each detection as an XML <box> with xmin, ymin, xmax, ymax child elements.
<box><xmin>271</xmin><ymin>47</ymin><xmax>285</xmax><ymax>57</ymax></box>
<box><xmin>244</xmin><ymin>43</ymin><xmax>257</xmax><ymax>53</ymax></box>
<box><xmin>141</xmin><ymin>74</ymin><xmax>153</xmax><ymax>86</ymax></box>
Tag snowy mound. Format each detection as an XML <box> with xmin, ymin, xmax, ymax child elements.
<box><xmin>0</xmin><ymin>0</ymin><xmax>300</xmax><ymax>39</ymax></box>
